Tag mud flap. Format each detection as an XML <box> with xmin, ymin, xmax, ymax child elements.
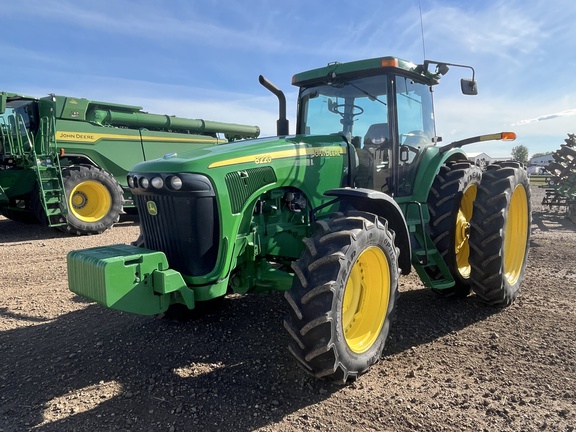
<box><xmin>67</xmin><ymin>244</ymin><xmax>194</xmax><ymax>315</ymax></box>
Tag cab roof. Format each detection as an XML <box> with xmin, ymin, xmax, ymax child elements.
<box><xmin>292</xmin><ymin>56</ymin><xmax>438</xmax><ymax>87</ymax></box>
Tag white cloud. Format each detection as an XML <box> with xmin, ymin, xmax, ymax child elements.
<box><xmin>0</xmin><ymin>0</ymin><xmax>288</xmax><ymax>53</ymax></box>
<box><xmin>433</xmin><ymin>91</ymin><xmax>576</xmax><ymax>159</ymax></box>
<box><xmin>422</xmin><ymin>2</ymin><xmax>545</xmax><ymax>63</ymax></box>
<box><xmin>512</xmin><ymin>109</ymin><xmax>576</xmax><ymax>126</ymax></box>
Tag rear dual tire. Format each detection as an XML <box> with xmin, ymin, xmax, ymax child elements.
<box><xmin>427</xmin><ymin>160</ymin><xmax>482</xmax><ymax>296</ymax></box>
<box><xmin>427</xmin><ymin>161</ymin><xmax>531</xmax><ymax>305</ymax></box>
<box><xmin>469</xmin><ymin>162</ymin><xmax>531</xmax><ymax>306</ymax></box>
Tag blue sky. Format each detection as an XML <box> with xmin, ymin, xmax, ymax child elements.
<box><xmin>2</xmin><ymin>0</ymin><xmax>575</xmax><ymax>158</ymax></box>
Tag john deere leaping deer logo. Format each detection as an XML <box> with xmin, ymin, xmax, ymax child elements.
<box><xmin>146</xmin><ymin>201</ymin><xmax>158</xmax><ymax>216</ymax></box>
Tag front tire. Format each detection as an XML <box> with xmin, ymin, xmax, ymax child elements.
<box><xmin>284</xmin><ymin>211</ymin><xmax>399</xmax><ymax>383</ymax></box>
<box><xmin>469</xmin><ymin>162</ymin><xmax>531</xmax><ymax>306</ymax></box>
<box><xmin>59</xmin><ymin>165</ymin><xmax>124</xmax><ymax>235</ymax></box>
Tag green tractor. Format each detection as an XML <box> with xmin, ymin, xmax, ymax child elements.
<box><xmin>0</xmin><ymin>92</ymin><xmax>259</xmax><ymax>234</ymax></box>
<box><xmin>68</xmin><ymin>56</ymin><xmax>531</xmax><ymax>382</ymax></box>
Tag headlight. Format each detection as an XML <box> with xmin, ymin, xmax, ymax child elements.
<box><xmin>151</xmin><ymin>177</ymin><xmax>164</xmax><ymax>189</ymax></box>
<box><xmin>140</xmin><ymin>177</ymin><xmax>149</xmax><ymax>188</ymax></box>
<box><xmin>127</xmin><ymin>176</ymin><xmax>135</xmax><ymax>188</ymax></box>
<box><xmin>170</xmin><ymin>176</ymin><xmax>183</xmax><ymax>190</ymax></box>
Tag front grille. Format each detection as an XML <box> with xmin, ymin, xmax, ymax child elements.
<box><xmin>133</xmin><ymin>175</ymin><xmax>219</xmax><ymax>277</ymax></box>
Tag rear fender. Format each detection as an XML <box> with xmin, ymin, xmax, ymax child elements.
<box><xmin>411</xmin><ymin>147</ymin><xmax>469</xmax><ymax>202</ymax></box>
<box><xmin>324</xmin><ymin>188</ymin><xmax>411</xmax><ymax>275</ymax></box>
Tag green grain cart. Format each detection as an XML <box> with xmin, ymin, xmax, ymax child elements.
<box><xmin>0</xmin><ymin>92</ymin><xmax>260</xmax><ymax>234</ymax></box>
<box><xmin>68</xmin><ymin>56</ymin><xmax>531</xmax><ymax>382</ymax></box>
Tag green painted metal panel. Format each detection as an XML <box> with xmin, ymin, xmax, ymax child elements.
<box><xmin>225</xmin><ymin>166</ymin><xmax>277</xmax><ymax>213</ymax></box>
<box><xmin>292</xmin><ymin>56</ymin><xmax>435</xmax><ymax>87</ymax></box>
<box><xmin>126</xmin><ymin>135</ymin><xmax>346</xmax><ymax>289</ymax></box>
<box><xmin>67</xmin><ymin>244</ymin><xmax>189</xmax><ymax>315</ymax></box>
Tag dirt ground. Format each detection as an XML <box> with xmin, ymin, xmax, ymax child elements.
<box><xmin>1</xmin><ymin>187</ymin><xmax>575</xmax><ymax>432</ymax></box>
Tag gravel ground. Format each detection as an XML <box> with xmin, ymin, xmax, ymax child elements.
<box><xmin>0</xmin><ymin>186</ymin><xmax>575</xmax><ymax>432</ymax></box>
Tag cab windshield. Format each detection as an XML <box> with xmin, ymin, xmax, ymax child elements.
<box><xmin>0</xmin><ymin>99</ymin><xmax>38</xmax><ymax>134</ymax></box>
<box><xmin>298</xmin><ymin>74</ymin><xmax>435</xmax><ymax>196</ymax></box>
<box><xmin>0</xmin><ymin>99</ymin><xmax>38</xmax><ymax>156</ymax></box>
<box><xmin>299</xmin><ymin>75</ymin><xmax>389</xmax><ymax>142</ymax></box>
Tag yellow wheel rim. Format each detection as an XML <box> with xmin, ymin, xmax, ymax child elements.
<box><xmin>504</xmin><ymin>185</ymin><xmax>529</xmax><ymax>285</ymax></box>
<box><xmin>342</xmin><ymin>246</ymin><xmax>390</xmax><ymax>354</ymax></box>
<box><xmin>454</xmin><ymin>184</ymin><xmax>477</xmax><ymax>279</ymax></box>
<box><xmin>69</xmin><ymin>180</ymin><xmax>112</xmax><ymax>222</ymax></box>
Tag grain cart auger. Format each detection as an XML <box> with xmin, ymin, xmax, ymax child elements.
<box><xmin>0</xmin><ymin>92</ymin><xmax>260</xmax><ymax>234</ymax></box>
<box><xmin>68</xmin><ymin>56</ymin><xmax>531</xmax><ymax>382</ymax></box>
<box><xmin>543</xmin><ymin>133</ymin><xmax>576</xmax><ymax>222</ymax></box>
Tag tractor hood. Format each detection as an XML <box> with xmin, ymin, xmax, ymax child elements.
<box><xmin>124</xmin><ymin>133</ymin><xmax>352</xmax><ymax>289</ymax></box>
<box><xmin>128</xmin><ymin>134</ymin><xmax>349</xmax><ymax>176</ymax></box>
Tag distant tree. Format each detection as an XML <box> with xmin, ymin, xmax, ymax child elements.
<box><xmin>511</xmin><ymin>145</ymin><xmax>529</xmax><ymax>164</ymax></box>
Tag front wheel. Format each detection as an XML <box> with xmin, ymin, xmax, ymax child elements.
<box><xmin>59</xmin><ymin>165</ymin><xmax>124</xmax><ymax>235</ymax></box>
<box><xmin>469</xmin><ymin>162</ymin><xmax>531</xmax><ymax>306</ymax></box>
<box><xmin>284</xmin><ymin>211</ymin><xmax>399</xmax><ymax>383</ymax></box>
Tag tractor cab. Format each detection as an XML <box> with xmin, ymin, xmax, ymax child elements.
<box><xmin>293</xmin><ymin>57</ymin><xmax>446</xmax><ymax>197</ymax></box>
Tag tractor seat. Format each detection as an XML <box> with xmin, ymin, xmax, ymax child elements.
<box><xmin>364</xmin><ymin>123</ymin><xmax>390</xmax><ymax>150</ymax></box>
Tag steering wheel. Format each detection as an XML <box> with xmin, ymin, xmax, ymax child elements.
<box><xmin>332</xmin><ymin>104</ymin><xmax>364</xmax><ymax>118</ymax></box>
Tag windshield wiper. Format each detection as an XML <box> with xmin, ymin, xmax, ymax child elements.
<box><xmin>329</xmin><ymin>79</ymin><xmax>387</xmax><ymax>106</ymax></box>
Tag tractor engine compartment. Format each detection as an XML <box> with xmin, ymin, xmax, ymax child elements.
<box><xmin>251</xmin><ymin>187</ymin><xmax>310</xmax><ymax>262</ymax></box>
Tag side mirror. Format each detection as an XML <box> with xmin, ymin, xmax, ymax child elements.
<box><xmin>0</xmin><ymin>93</ymin><xmax>6</xmax><ymax>114</ymax></box>
<box><xmin>461</xmin><ymin>78</ymin><xmax>478</xmax><ymax>95</ymax></box>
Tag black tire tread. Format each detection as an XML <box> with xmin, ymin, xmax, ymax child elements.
<box><xmin>58</xmin><ymin>165</ymin><xmax>124</xmax><ymax>235</ymax></box>
<box><xmin>284</xmin><ymin>210</ymin><xmax>399</xmax><ymax>383</ymax></box>
<box><xmin>469</xmin><ymin>163</ymin><xmax>531</xmax><ymax>306</ymax></box>
<box><xmin>426</xmin><ymin>160</ymin><xmax>482</xmax><ymax>295</ymax></box>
